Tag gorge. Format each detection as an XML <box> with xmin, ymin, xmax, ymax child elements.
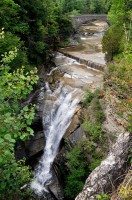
<box><xmin>30</xmin><ymin>20</ymin><xmax>108</xmax><ymax>198</ymax></box>
<box><xmin>1</xmin><ymin>1</ymin><xmax>131</xmax><ymax>199</ymax></box>
<box><xmin>26</xmin><ymin>18</ymin><xmax>131</xmax><ymax>200</ymax></box>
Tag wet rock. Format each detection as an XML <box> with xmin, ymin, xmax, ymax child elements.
<box><xmin>15</xmin><ymin>140</ymin><xmax>26</xmax><ymax>160</ymax></box>
<box><xmin>33</xmin><ymin>193</ymin><xmax>56</xmax><ymax>200</ymax></box>
<box><xmin>58</xmin><ymin>51</ymin><xmax>105</xmax><ymax>71</ymax></box>
<box><xmin>49</xmin><ymin>171</ymin><xmax>64</xmax><ymax>200</ymax></box>
<box><xmin>25</xmin><ymin>131</ymin><xmax>45</xmax><ymax>158</ymax></box>
<box><xmin>68</xmin><ymin>127</ymin><xmax>86</xmax><ymax>144</ymax></box>
<box><xmin>64</xmin><ymin>105</ymin><xmax>81</xmax><ymax>138</ymax></box>
<box><xmin>15</xmin><ymin>131</ymin><xmax>45</xmax><ymax>160</ymax></box>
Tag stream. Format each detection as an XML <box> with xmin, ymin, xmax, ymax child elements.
<box><xmin>31</xmin><ymin>20</ymin><xmax>108</xmax><ymax>196</ymax></box>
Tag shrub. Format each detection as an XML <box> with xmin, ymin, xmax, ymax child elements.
<box><xmin>102</xmin><ymin>25</ymin><xmax>123</xmax><ymax>61</ymax></box>
<box><xmin>83</xmin><ymin>90</ymin><xmax>95</xmax><ymax>107</ymax></box>
<box><xmin>89</xmin><ymin>151</ymin><xmax>103</xmax><ymax>171</ymax></box>
<box><xmin>64</xmin><ymin>144</ymin><xmax>88</xmax><ymax>199</ymax></box>
<box><xmin>91</xmin><ymin>98</ymin><xmax>106</xmax><ymax>123</ymax></box>
<box><xmin>96</xmin><ymin>194</ymin><xmax>110</xmax><ymax>200</ymax></box>
<box><xmin>83</xmin><ymin>121</ymin><xmax>104</xmax><ymax>141</ymax></box>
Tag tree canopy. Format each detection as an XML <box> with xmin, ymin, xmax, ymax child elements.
<box><xmin>0</xmin><ymin>29</ymin><xmax>38</xmax><ymax>199</ymax></box>
<box><xmin>55</xmin><ymin>0</ymin><xmax>112</xmax><ymax>14</ymax></box>
<box><xmin>0</xmin><ymin>0</ymin><xmax>73</xmax><ymax>67</ymax></box>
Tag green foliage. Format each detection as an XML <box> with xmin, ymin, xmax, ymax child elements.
<box><xmin>57</xmin><ymin>0</ymin><xmax>112</xmax><ymax>14</ymax></box>
<box><xmin>64</xmin><ymin>144</ymin><xmax>89</xmax><ymax>199</ymax></box>
<box><xmin>82</xmin><ymin>89</ymin><xmax>105</xmax><ymax>143</ymax></box>
<box><xmin>0</xmin><ymin>0</ymin><xmax>21</xmax><ymax>31</ymax></box>
<box><xmin>69</xmin><ymin>9</ymin><xmax>80</xmax><ymax>15</ymax></box>
<box><xmin>64</xmin><ymin>169</ymin><xmax>85</xmax><ymax>199</ymax></box>
<box><xmin>61</xmin><ymin>0</ymin><xmax>86</xmax><ymax>14</ymax></box>
<box><xmin>108</xmin><ymin>0</ymin><xmax>125</xmax><ymax>25</ymax></box>
<box><xmin>83</xmin><ymin>90</ymin><xmax>96</xmax><ymax>107</ymax></box>
<box><xmin>88</xmin><ymin>0</ymin><xmax>111</xmax><ymax>14</ymax></box>
<box><xmin>57</xmin><ymin>15</ymin><xmax>73</xmax><ymax>39</ymax></box>
<box><xmin>0</xmin><ymin>31</ymin><xmax>19</xmax><ymax>55</ymax></box>
<box><xmin>0</xmin><ymin>155</ymin><xmax>32</xmax><ymax>200</ymax></box>
<box><xmin>0</xmin><ymin>0</ymin><xmax>74</xmax><ymax>67</ymax></box>
<box><xmin>0</xmin><ymin>30</ymin><xmax>28</xmax><ymax>69</ymax></box>
<box><xmin>83</xmin><ymin>89</ymin><xmax>105</xmax><ymax>124</ymax></box>
<box><xmin>83</xmin><ymin>89</ymin><xmax>103</xmax><ymax>107</ymax></box>
<box><xmin>103</xmin><ymin>0</ymin><xmax>132</xmax><ymax>139</ymax></box>
<box><xmin>64</xmin><ymin>137</ymin><xmax>104</xmax><ymax>199</ymax></box>
<box><xmin>102</xmin><ymin>25</ymin><xmax>123</xmax><ymax>61</ymax></box>
<box><xmin>83</xmin><ymin>121</ymin><xmax>103</xmax><ymax>141</ymax></box>
<box><xmin>91</xmin><ymin>98</ymin><xmax>106</xmax><ymax>123</ymax></box>
<box><xmin>127</xmin><ymin>114</ymin><xmax>132</xmax><ymax>133</ymax></box>
<box><xmin>105</xmin><ymin>55</ymin><xmax>132</xmax><ymax>131</ymax></box>
<box><xmin>103</xmin><ymin>0</ymin><xmax>132</xmax><ymax>60</ymax></box>
<box><xmin>0</xmin><ymin>33</ymin><xmax>38</xmax><ymax>198</ymax></box>
<box><xmin>96</xmin><ymin>193</ymin><xmax>110</xmax><ymax>200</ymax></box>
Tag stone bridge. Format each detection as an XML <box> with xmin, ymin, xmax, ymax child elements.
<box><xmin>69</xmin><ymin>14</ymin><xmax>108</xmax><ymax>30</ymax></box>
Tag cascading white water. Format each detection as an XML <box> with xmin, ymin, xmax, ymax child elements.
<box><xmin>31</xmin><ymin>83</ymin><xmax>80</xmax><ymax>195</ymax></box>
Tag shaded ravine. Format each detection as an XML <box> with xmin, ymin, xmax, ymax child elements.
<box><xmin>31</xmin><ymin>20</ymin><xmax>107</xmax><ymax>197</ymax></box>
<box><xmin>31</xmin><ymin>83</ymin><xmax>81</xmax><ymax>195</ymax></box>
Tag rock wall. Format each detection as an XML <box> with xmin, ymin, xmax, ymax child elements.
<box><xmin>75</xmin><ymin>101</ymin><xmax>132</xmax><ymax>200</ymax></box>
<box><xmin>75</xmin><ymin>132</ymin><xmax>131</xmax><ymax>200</ymax></box>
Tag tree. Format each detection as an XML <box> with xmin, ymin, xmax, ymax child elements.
<box><xmin>60</xmin><ymin>0</ymin><xmax>86</xmax><ymax>14</ymax></box>
<box><xmin>0</xmin><ymin>0</ymin><xmax>72</xmax><ymax>67</ymax></box>
<box><xmin>0</xmin><ymin>0</ymin><xmax>29</xmax><ymax>69</ymax></box>
<box><xmin>108</xmin><ymin>0</ymin><xmax>125</xmax><ymax>25</ymax></box>
<box><xmin>102</xmin><ymin>25</ymin><xmax>123</xmax><ymax>61</ymax></box>
<box><xmin>103</xmin><ymin>0</ymin><xmax>132</xmax><ymax>60</ymax></box>
<box><xmin>88</xmin><ymin>0</ymin><xmax>112</xmax><ymax>14</ymax></box>
<box><xmin>0</xmin><ymin>30</ymin><xmax>39</xmax><ymax>199</ymax></box>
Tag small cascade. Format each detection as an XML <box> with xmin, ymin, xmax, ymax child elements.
<box><xmin>31</xmin><ymin>83</ymin><xmax>80</xmax><ymax>195</ymax></box>
<box><xmin>57</xmin><ymin>51</ymin><xmax>105</xmax><ymax>71</ymax></box>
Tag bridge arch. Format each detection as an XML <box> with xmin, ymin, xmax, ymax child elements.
<box><xmin>69</xmin><ymin>14</ymin><xmax>108</xmax><ymax>30</ymax></box>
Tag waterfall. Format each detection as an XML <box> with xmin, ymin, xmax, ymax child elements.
<box><xmin>31</xmin><ymin>83</ymin><xmax>80</xmax><ymax>195</ymax></box>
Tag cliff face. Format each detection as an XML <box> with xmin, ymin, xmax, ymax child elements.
<box><xmin>75</xmin><ymin>133</ymin><xmax>131</xmax><ymax>200</ymax></box>
<box><xmin>75</xmin><ymin>98</ymin><xmax>131</xmax><ymax>200</ymax></box>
